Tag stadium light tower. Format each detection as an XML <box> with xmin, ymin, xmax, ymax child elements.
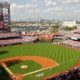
<box><xmin>0</xmin><ymin>2</ymin><xmax>11</xmax><ymax>32</ymax></box>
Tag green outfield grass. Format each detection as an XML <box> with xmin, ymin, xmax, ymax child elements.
<box><xmin>0</xmin><ymin>42</ymin><xmax>80</xmax><ymax>80</ymax></box>
<box><xmin>8</xmin><ymin>60</ymin><xmax>42</xmax><ymax>75</ymax></box>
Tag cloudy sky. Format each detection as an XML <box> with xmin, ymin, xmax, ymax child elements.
<box><xmin>1</xmin><ymin>0</ymin><xmax>80</xmax><ymax>21</ymax></box>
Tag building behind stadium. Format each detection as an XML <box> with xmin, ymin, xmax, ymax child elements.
<box><xmin>0</xmin><ymin>2</ymin><xmax>11</xmax><ymax>32</ymax></box>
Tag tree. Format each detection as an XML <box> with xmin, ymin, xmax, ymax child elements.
<box><xmin>51</xmin><ymin>22</ymin><xmax>61</xmax><ymax>33</ymax></box>
<box><xmin>63</xmin><ymin>26</ymin><xmax>77</xmax><ymax>31</ymax></box>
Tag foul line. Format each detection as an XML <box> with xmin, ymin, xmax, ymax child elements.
<box><xmin>1</xmin><ymin>63</ymin><xmax>16</xmax><ymax>79</ymax></box>
<box><xmin>23</xmin><ymin>64</ymin><xmax>59</xmax><ymax>77</ymax></box>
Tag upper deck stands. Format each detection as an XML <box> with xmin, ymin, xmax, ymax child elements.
<box><xmin>0</xmin><ymin>33</ymin><xmax>20</xmax><ymax>38</ymax></box>
<box><xmin>0</xmin><ymin>33</ymin><xmax>25</xmax><ymax>46</ymax></box>
<box><xmin>61</xmin><ymin>40</ymin><xmax>80</xmax><ymax>48</ymax></box>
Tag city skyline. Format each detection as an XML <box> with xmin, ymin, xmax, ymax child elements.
<box><xmin>1</xmin><ymin>0</ymin><xmax>80</xmax><ymax>21</ymax></box>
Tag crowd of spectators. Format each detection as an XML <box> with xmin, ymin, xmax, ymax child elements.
<box><xmin>61</xmin><ymin>31</ymin><xmax>80</xmax><ymax>48</ymax></box>
<box><xmin>61</xmin><ymin>40</ymin><xmax>80</xmax><ymax>48</ymax></box>
<box><xmin>0</xmin><ymin>33</ymin><xmax>19</xmax><ymax>38</ymax></box>
<box><xmin>0</xmin><ymin>39</ymin><xmax>24</xmax><ymax>45</ymax></box>
<box><xmin>52</xmin><ymin>31</ymin><xmax>80</xmax><ymax>49</ymax></box>
<box><xmin>47</xmin><ymin>67</ymin><xmax>80</xmax><ymax>80</ymax></box>
<box><xmin>24</xmin><ymin>36</ymin><xmax>39</xmax><ymax>43</ymax></box>
<box><xmin>0</xmin><ymin>33</ymin><xmax>25</xmax><ymax>46</ymax></box>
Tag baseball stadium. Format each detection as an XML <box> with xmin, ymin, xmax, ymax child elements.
<box><xmin>0</xmin><ymin>1</ymin><xmax>80</xmax><ymax>80</ymax></box>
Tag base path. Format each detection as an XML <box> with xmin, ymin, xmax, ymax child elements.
<box><xmin>0</xmin><ymin>56</ymin><xmax>58</xmax><ymax>68</ymax></box>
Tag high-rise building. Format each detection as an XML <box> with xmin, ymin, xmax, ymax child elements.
<box><xmin>0</xmin><ymin>2</ymin><xmax>11</xmax><ymax>32</ymax></box>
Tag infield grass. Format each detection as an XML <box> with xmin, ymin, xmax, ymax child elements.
<box><xmin>8</xmin><ymin>60</ymin><xmax>42</xmax><ymax>75</ymax></box>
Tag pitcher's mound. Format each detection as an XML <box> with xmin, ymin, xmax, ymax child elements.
<box><xmin>20</xmin><ymin>65</ymin><xmax>28</xmax><ymax>69</ymax></box>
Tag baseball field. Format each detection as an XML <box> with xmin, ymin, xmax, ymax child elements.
<box><xmin>0</xmin><ymin>42</ymin><xmax>80</xmax><ymax>80</ymax></box>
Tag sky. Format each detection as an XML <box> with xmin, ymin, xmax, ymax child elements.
<box><xmin>1</xmin><ymin>0</ymin><xmax>80</xmax><ymax>21</ymax></box>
